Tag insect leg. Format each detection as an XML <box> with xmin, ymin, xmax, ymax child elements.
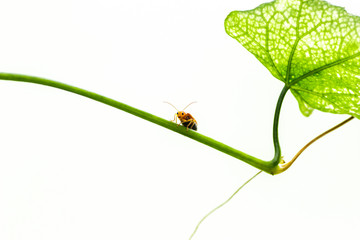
<box><xmin>187</xmin><ymin>121</ymin><xmax>196</xmax><ymax>131</ymax></box>
<box><xmin>172</xmin><ymin>113</ymin><xmax>178</xmax><ymax>123</ymax></box>
<box><xmin>181</xmin><ymin>119</ymin><xmax>194</xmax><ymax>131</ymax></box>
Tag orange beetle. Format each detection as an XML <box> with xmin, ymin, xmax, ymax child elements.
<box><xmin>164</xmin><ymin>101</ymin><xmax>198</xmax><ymax>131</ymax></box>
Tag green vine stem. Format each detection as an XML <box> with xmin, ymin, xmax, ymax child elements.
<box><xmin>0</xmin><ymin>73</ymin><xmax>285</xmax><ymax>174</ymax></box>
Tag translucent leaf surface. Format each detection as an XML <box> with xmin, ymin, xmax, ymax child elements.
<box><xmin>225</xmin><ymin>0</ymin><xmax>360</xmax><ymax>119</ymax></box>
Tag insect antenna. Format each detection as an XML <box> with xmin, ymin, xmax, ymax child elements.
<box><xmin>182</xmin><ymin>101</ymin><xmax>197</xmax><ymax>111</ymax></box>
<box><xmin>163</xmin><ymin>101</ymin><xmax>179</xmax><ymax>111</ymax></box>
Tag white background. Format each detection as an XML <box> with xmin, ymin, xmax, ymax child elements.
<box><xmin>0</xmin><ymin>0</ymin><xmax>359</xmax><ymax>239</ymax></box>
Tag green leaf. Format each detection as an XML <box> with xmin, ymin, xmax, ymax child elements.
<box><xmin>225</xmin><ymin>0</ymin><xmax>360</xmax><ymax>119</ymax></box>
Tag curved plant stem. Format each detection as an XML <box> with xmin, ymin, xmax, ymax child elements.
<box><xmin>188</xmin><ymin>171</ymin><xmax>262</xmax><ymax>240</ymax></box>
<box><xmin>0</xmin><ymin>73</ymin><xmax>285</xmax><ymax>173</ymax></box>
<box><xmin>275</xmin><ymin>116</ymin><xmax>354</xmax><ymax>173</ymax></box>
<box><xmin>271</xmin><ymin>86</ymin><xmax>289</xmax><ymax>167</ymax></box>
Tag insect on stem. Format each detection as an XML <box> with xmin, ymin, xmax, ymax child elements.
<box><xmin>164</xmin><ymin>101</ymin><xmax>198</xmax><ymax>131</ymax></box>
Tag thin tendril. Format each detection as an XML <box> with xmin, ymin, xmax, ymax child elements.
<box><xmin>279</xmin><ymin>116</ymin><xmax>354</xmax><ymax>172</ymax></box>
<box><xmin>189</xmin><ymin>170</ymin><xmax>262</xmax><ymax>240</ymax></box>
